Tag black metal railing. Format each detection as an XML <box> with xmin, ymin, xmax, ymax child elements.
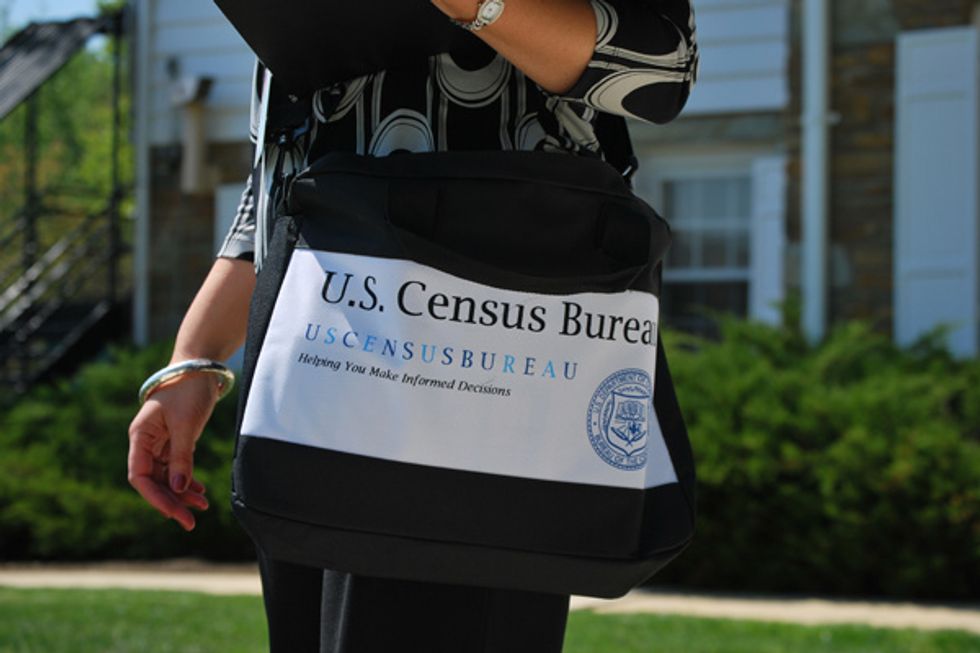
<box><xmin>0</xmin><ymin>8</ymin><xmax>130</xmax><ymax>398</ymax></box>
<box><xmin>0</xmin><ymin>206</ymin><xmax>129</xmax><ymax>396</ymax></box>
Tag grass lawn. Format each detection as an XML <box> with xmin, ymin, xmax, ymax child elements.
<box><xmin>1</xmin><ymin>587</ymin><xmax>978</xmax><ymax>653</ymax></box>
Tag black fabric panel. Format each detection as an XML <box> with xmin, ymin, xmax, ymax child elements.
<box><xmin>640</xmin><ymin>457</ymin><xmax>695</xmax><ymax>555</ymax></box>
<box><xmin>235</xmin><ymin>435</ymin><xmax>692</xmax><ymax>559</ymax></box>
<box><xmin>287</xmin><ymin>150</ymin><xmax>669</xmax><ymax>295</ymax></box>
<box><xmin>297</xmin><ymin>149</ymin><xmax>640</xmax><ymax>196</ymax></box>
<box><xmin>651</xmin><ymin>330</ymin><xmax>697</xmax><ymax>533</ymax></box>
<box><xmin>231</xmin><ymin>214</ymin><xmax>303</xmax><ymax>485</ymax></box>
<box><xmin>233</xmin><ymin>495</ymin><xmax>688</xmax><ymax>599</ymax></box>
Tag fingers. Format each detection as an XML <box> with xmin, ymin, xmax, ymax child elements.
<box><xmin>154</xmin><ymin>376</ymin><xmax>216</xmax><ymax>497</ymax></box>
<box><xmin>129</xmin><ymin>446</ymin><xmax>205</xmax><ymax>531</ymax></box>
<box><xmin>130</xmin><ymin>474</ymin><xmax>199</xmax><ymax>531</ymax></box>
<box><xmin>180</xmin><ymin>489</ymin><xmax>210</xmax><ymax>512</ymax></box>
<box><xmin>128</xmin><ymin>402</ymin><xmax>210</xmax><ymax>531</ymax></box>
<box><xmin>151</xmin><ymin>459</ymin><xmax>210</xmax><ymax>511</ymax></box>
<box><xmin>128</xmin><ymin>377</ymin><xmax>219</xmax><ymax>531</ymax></box>
<box><xmin>189</xmin><ymin>477</ymin><xmax>206</xmax><ymax>493</ymax></box>
<box><xmin>166</xmin><ymin>426</ymin><xmax>195</xmax><ymax>496</ymax></box>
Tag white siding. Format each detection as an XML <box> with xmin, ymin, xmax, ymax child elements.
<box><xmin>683</xmin><ymin>0</ymin><xmax>790</xmax><ymax>115</ymax></box>
<box><xmin>894</xmin><ymin>26</ymin><xmax>979</xmax><ymax>357</ymax></box>
<box><xmin>141</xmin><ymin>0</ymin><xmax>254</xmax><ymax>145</ymax></box>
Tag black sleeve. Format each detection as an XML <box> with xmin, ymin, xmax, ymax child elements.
<box><xmin>545</xmin><ymin>0</ymin><xmax>699</xmax><ymax>124</ymax></box>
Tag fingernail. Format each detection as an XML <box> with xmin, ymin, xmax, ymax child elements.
<box><xmin>171</xmin><ymin>474</ymin><xmax>187</xmax><ymax>493</ymax></box>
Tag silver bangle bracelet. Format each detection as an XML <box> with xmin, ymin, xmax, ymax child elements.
<box><xmin>138</xmin><ymin>358</ymin><xmax>236</xmax><ymax>406</ymax></box>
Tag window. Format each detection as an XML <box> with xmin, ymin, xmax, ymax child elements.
<box><xmin>634</xmin><ymin>152</ymin><xmax>786</xmax><ymax>336</ymax></box>
<box><xmin>661</xmin><ymin>175</ymin><xmax>752</xmax><ymax>334</ymax></box>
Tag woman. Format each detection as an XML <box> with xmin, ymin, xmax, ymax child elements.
<box><xmin>127</xmin><ymin>0</ymin><xmax>698</xmax><ymax>650</ymax></box>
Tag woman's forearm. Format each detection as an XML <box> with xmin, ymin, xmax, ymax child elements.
<box><xmin>129</xmin><ymin>256</ymin><xmax>254</xmax><ymax>529</ymax></box>
<box><xmin>169</xmin><ymin>257</ymin><xmax>256</xmax><ymax>364</ymax></box>
<box><xmin>431</xmin><ymin>0</ymin><xmax>596</xmax><ymax>95</ymax></box>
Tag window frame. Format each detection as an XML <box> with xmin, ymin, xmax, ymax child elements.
<box><xmin>633</xmin><ymin>147</ymin><xmax>787</xmax><ymax>326</ymax></box>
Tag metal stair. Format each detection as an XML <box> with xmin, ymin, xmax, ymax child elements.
<box><xmin>0</xmin><ymin>9</ymin><xmax>130</xmax><ymax>399</ymax></box>
<box><xmin>0</xmin><ymin>206</ymin><xmax>130</xmax><ymax>396</ymax></box>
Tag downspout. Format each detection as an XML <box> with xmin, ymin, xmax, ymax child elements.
<box><xmin>801</xmin><ymin>0</ymin><xmax>831</xmax><ymax>342</ymax></box>
<box><xmin>133</xmin><ymin>0</ymin><xmax>151</xmax><ymax>345</ymax></box>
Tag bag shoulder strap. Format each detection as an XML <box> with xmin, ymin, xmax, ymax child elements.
<box><xmin>594</xmin><ymin>112</ymin><xmax>639</xmax><ymax>185</ymax></box>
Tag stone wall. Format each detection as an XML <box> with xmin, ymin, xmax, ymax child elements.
<box><xmin>147</xmin><ymin>141</ymin><xmax>252</xmax><ymax>342</ymax></box>
<box><xmin>826</xmin><ymin>26</ymin><xmax>896</xmax><ymax>329</ymax></box>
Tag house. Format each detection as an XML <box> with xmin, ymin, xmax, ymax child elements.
<box><xmin>130</xmin><ymin>0</ymin><xmax>980</xmax><ymax>360</ymax></box>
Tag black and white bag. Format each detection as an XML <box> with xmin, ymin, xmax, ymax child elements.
<box><xmin>229</xmin><ymin>85</ymin><xmax>696</xmax><ymax>595</ymax></box>
<box><xmin>214</xmin><ymin>0</ymin><xmax>697</xmax><ymax>591</ymax></box>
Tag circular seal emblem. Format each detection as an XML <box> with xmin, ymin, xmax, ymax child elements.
<box><xmin>587</xmin><ymin>368</ymin><xmax>652</xmax><ymax>471</ymax></box>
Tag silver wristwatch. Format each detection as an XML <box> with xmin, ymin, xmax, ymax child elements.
<box><xmin>451</xmin><ymin>0</ymin><xmax>506</xmax><ymax>32</ymax></box>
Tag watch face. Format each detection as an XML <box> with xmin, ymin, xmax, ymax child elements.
<box><xmin>479</xmin><ymin>0</ymin><xmax>504</xmax><ymax>23</ymax></box>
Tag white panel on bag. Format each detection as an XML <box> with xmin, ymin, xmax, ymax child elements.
<box><xmin>242</xmin><ymin>249</ymin><xmax>678</xmax><ymax>490</ymax></box>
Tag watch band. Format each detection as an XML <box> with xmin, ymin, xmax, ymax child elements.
<box><xmin>451</xmin><ymin>0</ymin><xmax>506</xmax><ymax>32</ymax></box>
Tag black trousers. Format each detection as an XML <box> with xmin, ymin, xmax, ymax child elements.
<box><xmin>256</xmin><ymin>547</ymin><xmax>571</xmax><ymax>653</ymax></box>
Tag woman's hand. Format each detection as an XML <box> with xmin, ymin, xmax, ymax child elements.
<box><xmin>125</xmin><ymin>256</ymin><xmax>255</xmax><ymax>531</ymax></box>
<box><xmin>127</xmin><ymin>372</ymin><xmax>220</xmax><ymax>531</ymax></box>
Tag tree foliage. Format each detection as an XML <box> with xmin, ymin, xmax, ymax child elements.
<box><xmin>0</xmin><ymin>6</ymin><xmax>132</xmax><ymax>230</ymax></box>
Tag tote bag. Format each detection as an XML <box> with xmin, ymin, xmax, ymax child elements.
<box><xmin>229</xmin><ymin>139</ymin><xmax>697</xmax><ymax>597</ymax></box>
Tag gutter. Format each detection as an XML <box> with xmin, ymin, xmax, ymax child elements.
<box><xmin>801</xmin><ymin>0</ymin><xmax>831</xmax><ymax>342</ymax></box>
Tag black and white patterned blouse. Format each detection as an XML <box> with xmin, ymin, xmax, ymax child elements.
<box><xmin>217</xmin><ymin>0</ymin><xmax>699</xmax><ymax>271</ymax></box>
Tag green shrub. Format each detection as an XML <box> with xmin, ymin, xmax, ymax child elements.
<box><xmin>0</xmin><ymin>342</ymin><xmax>253</xmax><ymax>561</ymax></box>
<box><xmin>2</xmin><ymin>321</ymin><xmax>979</xmax><ymax>600</ymax></box>
<box><xmin>656</xmin><ymin>317</ymin><xmax>980</xmax><ymax>600</ymax></box>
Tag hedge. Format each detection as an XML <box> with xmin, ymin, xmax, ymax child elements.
<box><xmin>655</xmin><ymin>316</ymin><xmax>980</xmax><ymax>600</ymax></box>
<box><xmin>1</xmin><ymin>319</ymin><xmax>978</xmax><ymax>599</ymax></box>
<box><xmin>0</xmin><ymin>342</ymin><xmax>253</xmax><ymax>561</ymax></box>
